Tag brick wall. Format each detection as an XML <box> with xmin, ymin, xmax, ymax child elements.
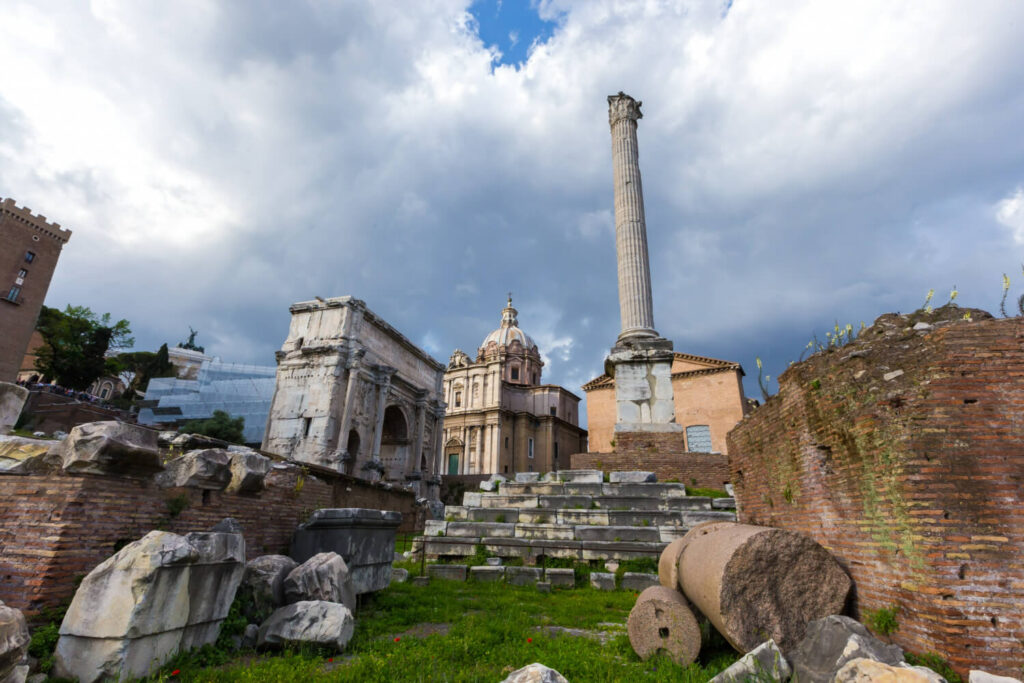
<box><xmin>727</xmin><ymin>312</ymin><xmax>1024</xmax><ymax>677</ymax></box>
<box><xmin>570</xmin><ymin>430</ymin><xmax>730</xmax><ymax>488</ymax></box>
<box><xmin>20</xmin><ymin>391</ymin><xmax>130</xmax><ymax>434</ymax></box>
<box><xmin>0</xmin><ymin>465</ymin><xmax>419</xmax><ymax>618</ymax></box>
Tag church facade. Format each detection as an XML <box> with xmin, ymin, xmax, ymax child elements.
<box><xmin>442</xmin><ymin>298</ymin><xmax>587</xmax><ymax>475</ymax></box>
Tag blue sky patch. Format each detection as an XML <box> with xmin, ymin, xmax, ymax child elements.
<box><xmin>469</xmin><ymin>0</ymin><xmax>558</xmax><ymax>66</ymax></box>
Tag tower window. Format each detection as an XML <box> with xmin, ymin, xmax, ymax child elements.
<box><xmin>504</xmin><ymin>436</ymin><xmax>509</xmax><ymax>449</ymax></box>
<box><xmin>549</xmin><ymin>406</ymin><xmax>556</xmax><ymax>416</ymax></box>
<box><xmin>24</xmin><ymin>251</ymin><xmax>35</xmax><ymax>263</ymax></box>
<box><xmin>4</xmin><ymin>286</ymin><xmax>21</xmax><ymax>302</ymax></box>
<box><xmin>511</xmin><ymin>366</ymin><xmax>519</xmax><ymax>381</ymax></box>
<box><xmin>303</xmin><ymin>417</ymin><xmax>312</xmax><ymax>438</ymax></box>
<box><xmin>454</xmin><ymin>391</ymin><xmax>462</xmax><ymax>407</ymax></box>
<box><xmin>554</xmin><ymin>442</ymin><xmax>558</xmax><ymax>459</ymax></box>
<box><xmin>528</xmin><ymin>438</ymin><xmax>534</xmax><ymax>459</ymax></box>
<box><xmin>17</xmin><ymin>269</ymin><xmax>27</xmax><ymax>279</ymax></box>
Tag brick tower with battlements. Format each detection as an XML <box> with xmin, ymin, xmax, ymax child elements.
<box><xmin>0</xmin><ymin>198</ymin><xmax>72</xmax><ymax>382</ymax></box>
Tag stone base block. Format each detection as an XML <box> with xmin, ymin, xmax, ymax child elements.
<box><xmin>621</xmin><ymin>572</ymin><xmax>660</xmax><ymax>592</ymax></box>
<box><xmin>427</xmin><ymin>565</ymin><xmax>467</xmax><ymax>581</ymax></box>
<box><xmin>506</xmin><ymin>567</ymin><xmax>542</xmax><ymax>586</ymax></box>
<box><xmin>469</xmin><ymin>566</ymin><xmax>504</xmax><ymax>583</ymax></box>
<box><xmin>590</xmin><ymin>572</ymin><xmax>616</xmax><ymax>591</ymax></box>
<box><xmin>291</xmin><ymin>508</ymin><xmax>402</xmax><ymax>594</ymax></box>
<box><xmin>546</xmin><ymin>568</ymin><xmax>574</xmax><ymax>588</ymax></box>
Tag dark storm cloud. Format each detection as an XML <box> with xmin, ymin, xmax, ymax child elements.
<box><xmin>2</xmin><ymin>0</ymin><xmax>1024</xmax><ymax>416</ymax></box>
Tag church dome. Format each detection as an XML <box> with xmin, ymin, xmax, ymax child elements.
<box><xmin>481</xmin><ymin>296</ymin><xmax>536</xmax><ymax>351</ymax></box>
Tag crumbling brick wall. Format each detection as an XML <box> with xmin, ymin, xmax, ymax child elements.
<box><xmin>0</xmin><ymin>464</ymin><xmax>418</xmax><ymax>618</ymax></box>
<box><xmin>571</xmin><ymin>431</ymin><xmax>730</xmax><ymax>489</ymax></box>
<box><xmin>727</xmin><ymin>310</ymin><xmax>1024</xmax><ymax>677</ymax></box>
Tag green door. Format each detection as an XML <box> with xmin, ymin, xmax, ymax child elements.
<box><xmin>448</xmin><ymin>453</ymin><xmax>459</xmax><ymax>475</ymax></box>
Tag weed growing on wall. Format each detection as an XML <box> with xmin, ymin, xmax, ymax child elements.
<box><xmin>864</xmin><ymin>605</ymin><xmax>899</xmax><ymax>635</ymax></box>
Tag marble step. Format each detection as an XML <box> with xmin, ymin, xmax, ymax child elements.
<box><xmin>465</xmin><ymin>492</ymin><xmax>716</xmax><ymax>511</ymax></box>
<box><xmin>442</xmin><ymin>506</ymin><xmax>735</xmax><ymax>527</ymax></box>
<box><xmin>421</xmin><ymin>535</ymin><xmax>667</xmax><ymax>562</ymax></box>
<box><xmin>424</xmin><ymin>512</ymin><xmax>736</xmax><ymax>545</ymax></box>
<box><xmin>493</xmin><ymin>482</ymin><xmax>690</xmax><ymax>498</ymax></box>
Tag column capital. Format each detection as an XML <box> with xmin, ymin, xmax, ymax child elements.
<box><xmin>608</xmin><ymin>92</ymin><xmax>642</xmax><ymax>125</ymax></box>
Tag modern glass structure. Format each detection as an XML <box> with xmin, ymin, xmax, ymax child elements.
<box><xmin>137</xmin><ymin>359</ymin><xmax>276</xmax><ymax>445</ymax></box>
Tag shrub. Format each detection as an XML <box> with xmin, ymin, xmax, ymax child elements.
<box><xmin>864</xmin><ymin>605</ymin><xmax>899</xmax><ymax>635</ymax></box>
<box><xmin>179</xmin><ymin>410</ymin><xmax>245</xmax><ymax>445</ymax></box>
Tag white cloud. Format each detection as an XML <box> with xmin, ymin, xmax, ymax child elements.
<box><xmin>0</xmin><ymin>0</ymin><xmax>1022</xmax><ymax>405</ymax></box>
<box><xmin>996</xmin><ymin>188</ymin><xmax>1024</xmax><ymax>245</ymax></box>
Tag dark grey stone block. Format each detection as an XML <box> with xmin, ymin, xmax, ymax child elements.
<box><xmin>428</xmin><ymin>564</ymin><xmax>467</xmax><ymax>581</ymax></box>
<box><xmin>290</xmin><ymin>508</ymin><xmax>402</xmax><ymax>594</ymax></box>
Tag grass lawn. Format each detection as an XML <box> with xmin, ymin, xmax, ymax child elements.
<box><xmin>147</xmin><ymin>580</ymin><xmax>738</xmax><ymax>682</ymax></box>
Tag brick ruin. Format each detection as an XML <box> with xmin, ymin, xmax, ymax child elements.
<box><xmin>728</xmin><ymin>308</ymin><xmax>1024</xmax><ymax>676</ymax></box>
<box><xmin>570</xmin><ymin>431</ymin><xmax>730</xmax><ymax>490</ymax></box>
<box><xmin>0</xmin><ymin>458</ymin><xmax>419</xmax><ymax>619</ymax></box>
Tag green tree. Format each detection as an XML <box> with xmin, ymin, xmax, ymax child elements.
<box><xmin>180</xmin><ymin>410</ymin><xmax>246</xmax><ymax>444</ymax></box>
<box><xmin>111</xmin><ymin>343</ymin><xmax>175</xmax><ymax>400</ymax></box>
<box><xmin>35</xmin><ymin>305</ymin><xmax>134</xmax><ymax>391</ymax></box>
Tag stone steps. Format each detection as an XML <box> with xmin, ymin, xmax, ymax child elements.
<box><xmin>442</xmin><ymin>506</ymin><xmax>727</xmax><ymax>527</ymax></box>
<box><xmin>466</xmin><ymin>492</ymin><xmax>714</xmax><ymax>511</ymax></box>
<box><xmin>422</xmin><ymin>563</ymin><xmax>661</xmax><ymax>592</ymax></box>
<box><xmin>417</xmin><ymin>470</ymin><xmax>736</xmax><ymax>564</ymax></box>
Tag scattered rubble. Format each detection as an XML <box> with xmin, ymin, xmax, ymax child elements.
<box><xmin>257</xmin><ymin>600</ymin><xmax>355</xmax><ymax>652</ymax></box>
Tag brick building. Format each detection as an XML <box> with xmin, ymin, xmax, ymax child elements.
<box><xmin>582</xmin><ymin>352</ymin><xmax>749</xmax><ymax>454</ymax></box>
<box><xmin>0</xmin><ymin>198</ymin><xmax>72</xmax><ymax>382</ymax></box>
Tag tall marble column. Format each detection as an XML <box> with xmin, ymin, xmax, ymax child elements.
<box><xmin>605</xmin><ymin>92</ymin><xmax>681</xmax><ymax>431</ymax></box>
<box><xmin>609</xmin><ymin>92</ymin><xmax>658</xmax><ymax>345</ymax></box>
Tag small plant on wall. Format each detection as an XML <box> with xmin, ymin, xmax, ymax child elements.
<box><xmin>864</xmin><ymin>605</ymin><xmax>899</xmax><ymax>635</ymax></box>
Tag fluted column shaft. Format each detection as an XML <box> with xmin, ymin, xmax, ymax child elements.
<box><xmin>609</xmin><ymin>93</ymin><xmax>658</xmax><ymax>343</ymax></box>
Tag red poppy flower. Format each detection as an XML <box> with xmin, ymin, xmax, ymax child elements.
<box><xmin>527</xmin><ymin>638</ymin><xmax>533</xmax><ymax>643</ymax></box>
<box><xmin>394</xmin><ymin>637</ymin><xmax>400</xmax><ymax>642</ymax></box>
<box><xmin>171</xmin><ymin>671</ymin><xmax>180</xmax><ymax>677</ymax></box>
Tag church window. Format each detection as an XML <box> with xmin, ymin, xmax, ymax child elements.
<box><xmin>528</xmin><ymin>438</ymin><xmax>534</xmax><ymax>458</ymax></box>
<box><xmin>554</xmin><ymin>442</ymin><xmax>558</xmax><ymax>459</ymax></box>
<box><xmin>504</xmin><ymin>436</ymin><xmax>509</xmax><ymax>449</ymax></box>
<box><xmin>24</xmin><ymin>251</ymin><xmax>35</xmax><ymax>263</ymax></box>
<box><xmin>533</xmin><ymin>373</ymin><xmax>538</xmax><ymax>384</ymax></box>
<box><xmin>686</xmin><ymin>425</ymin><xmax>712</xmax><ymax>453</ymax></box>
<box><xmin>303</xmin><ymin>417</ymin><xmax>312</xmax><ymax>438</ymax></box>
<box><xmin>549</xmin><ymin>406</ymin><xmax>556</xmax><ymax>416</ymax></box>
<box><xmin>511</xmin><ymin>366</ymin><xmax>520</xmax><ymax>381</ymax></box>
<box><xmin>5</xmin><ymin>286</ymin><xmax>21</xmax><ymax>302</ymax></box>
<box><xmin>454</xmin><ymin>391</ymin><xmax>462</xmax><ymax>407</ymax></box>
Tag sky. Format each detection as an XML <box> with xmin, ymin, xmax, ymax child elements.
<box><xmin>2</xmin><ymin>0</ymin><xmax>1024</xmax><ymax>424</ymax></box>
